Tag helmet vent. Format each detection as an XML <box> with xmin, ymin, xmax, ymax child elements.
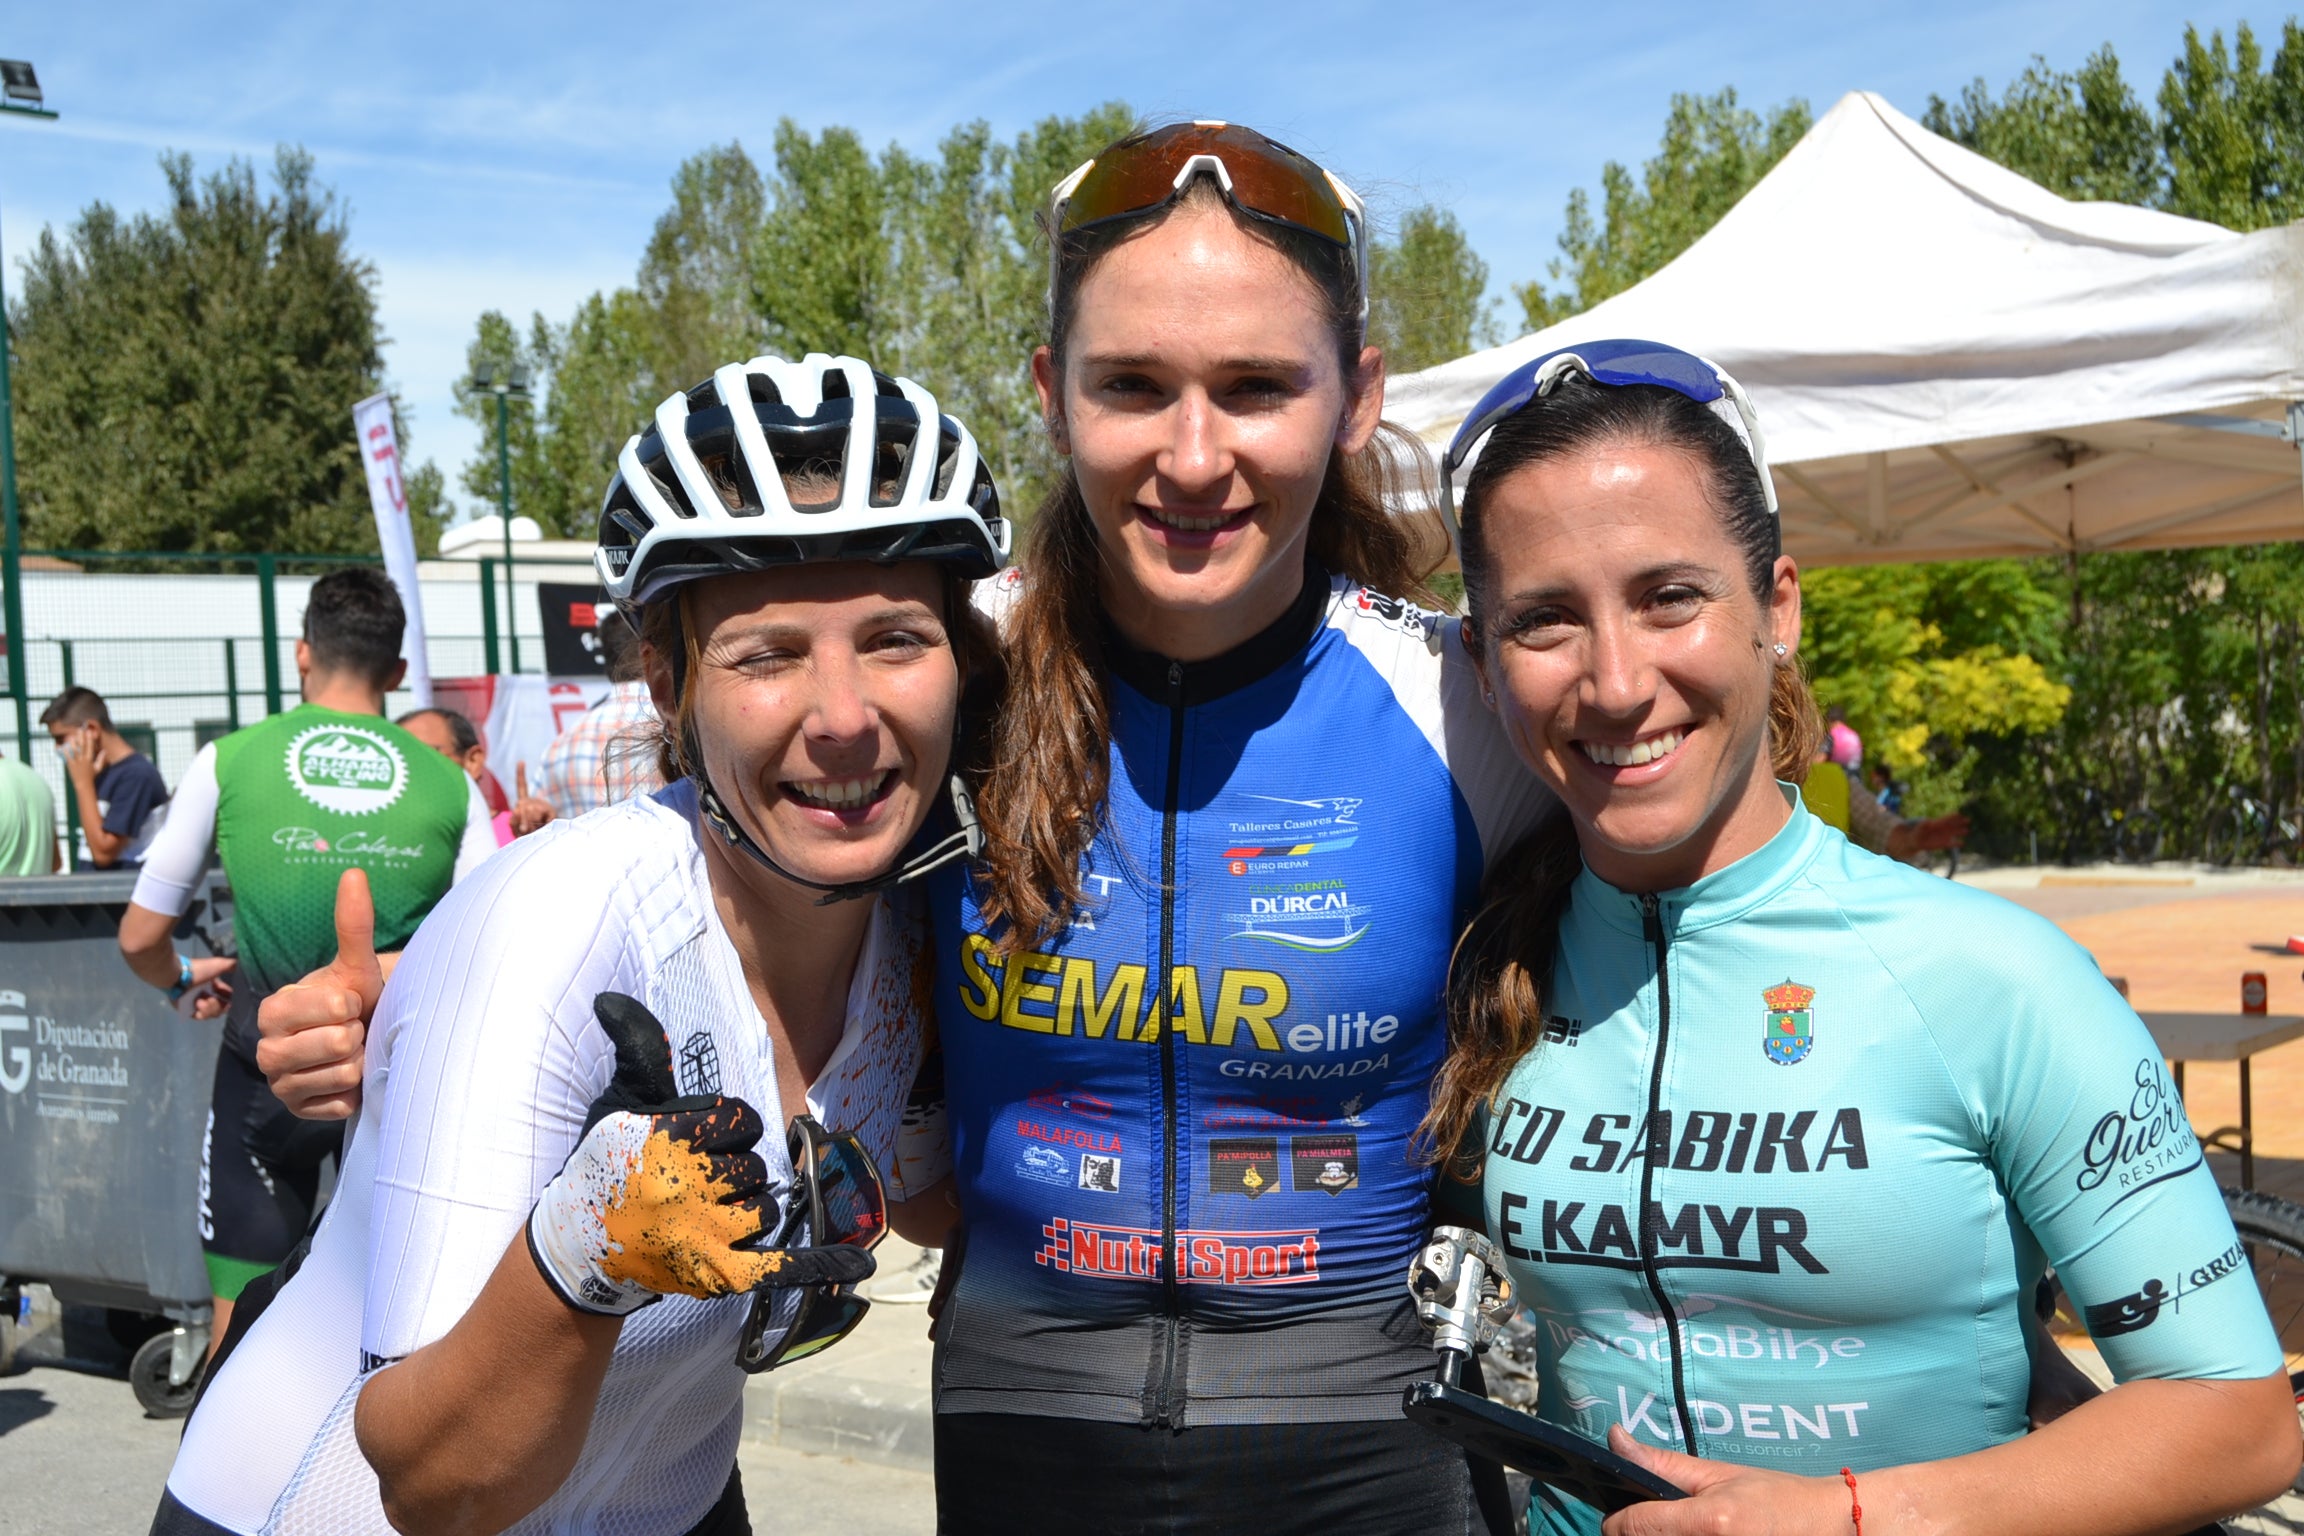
<box><xmin>930</xmin><ymin>425</ymin><xmax>962</xmax><ymax>501</ymax></box>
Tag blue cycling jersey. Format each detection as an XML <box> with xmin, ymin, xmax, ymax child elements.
<box><xmin>1477</xmin><ymin>803</ymin><xmax>2283</xmax><ymax>1533</ymax></box>
<box><xmin>932</xmin><ymin>571</ymin><xmax>1546</xmax><ymax>1426</ymax></box>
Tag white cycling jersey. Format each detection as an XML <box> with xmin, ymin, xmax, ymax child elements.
<box><xmin>163</xmin><ymin>780</ymin><xmax>947</xmax><ymax>1535</ymax></box>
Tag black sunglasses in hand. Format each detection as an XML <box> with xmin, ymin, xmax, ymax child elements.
<box><xmin>736</xmin><ymin>1114</ymin><xmax>888</xmax><ymax>1373</ymax></box>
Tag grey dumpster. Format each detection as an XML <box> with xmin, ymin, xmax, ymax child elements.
<box><xmin>0</xmin><ymin>870</ymin><xmax>232</xmax><ymax>1314</ymax></box>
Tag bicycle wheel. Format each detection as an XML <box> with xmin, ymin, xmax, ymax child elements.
<box><xmin>2223</xmin><ymin>1188</ymin><xmax>2304</xmax><ymax>1528</ymax></box>
<box><xmin>2226</xmin><ymin>1189</ymin><xmax>2304</xmax><ymax>1374</ymax></box>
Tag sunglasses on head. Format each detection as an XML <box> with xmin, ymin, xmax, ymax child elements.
<box><xmin>1439</xmin><ymin>339</ymin><xmax>1778</xmax><ymax>544</ymax></box>
<box><xmin>735</xmin><ymin>1114</ymin><xmax>888</xmax><ymax>1374</ymax></box>
<box><xmin>1048</xmin><ymin>121</ymin><xmax>1369</xmax><ymax>326</ymax></box>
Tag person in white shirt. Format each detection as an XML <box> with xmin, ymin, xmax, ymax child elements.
<box><xmin>152</xmin><ymin>352</ymin><xmax>1009</xmax><ymax>1536</ymax></box>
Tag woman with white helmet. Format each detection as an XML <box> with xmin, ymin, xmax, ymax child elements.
<box><xmin>150</xmin><ymin>352</ymin><xmax>1007</xmax><ymax>1536</ymax></box>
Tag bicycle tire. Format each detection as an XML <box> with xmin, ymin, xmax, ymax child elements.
<box><xmin>2222</xmin><ymin>1187</ymin><xmax>2304</xmax><ymax>1520</ymax></box>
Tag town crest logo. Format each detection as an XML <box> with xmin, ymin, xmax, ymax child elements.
<box><xmin>1762</xmin><ymin>980</ymin><xmax>1816</xmax><ymax>1065</ymax></box>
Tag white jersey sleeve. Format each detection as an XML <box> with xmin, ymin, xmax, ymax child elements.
<box><xmin>128</xmin><ymin>743</ymin><xmax>218</xmax><ymax>917</ymax></box>
<box><xmin>1320</xmin><ymin>575</ymin><xmax>1557</xmax><ymax>870</ymax></box>
<box><xmin>450</xmin><ymin>774</ymin><xmax>496</xmax><ymax>884</ymax></box>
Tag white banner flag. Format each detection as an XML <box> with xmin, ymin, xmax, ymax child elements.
<box><xmin>352</xmin><ymin>393</ymin><xmax>433</xmax><ymax>705</ymax></box>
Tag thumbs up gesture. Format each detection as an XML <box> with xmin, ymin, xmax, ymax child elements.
<box><xmin>525</xmin><ymin>993</ymin><xmax>876</xmax><ymax>1316</ymax></box>
<box><xmin>254</xmin><ymin>868</ymin><xmax>386</xmax><ymax>1121</ymax></box>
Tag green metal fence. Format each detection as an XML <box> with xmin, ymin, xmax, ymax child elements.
<box><xmin>0</xmin><ymin>547</ymin><xmax>576</xmax><ymax>861</ymax></box>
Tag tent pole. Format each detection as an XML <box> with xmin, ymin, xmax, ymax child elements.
<box><xmin>2290</xmin><ymin>404</ymin><xmax>2304</xmax><ymax>503</ymax></box>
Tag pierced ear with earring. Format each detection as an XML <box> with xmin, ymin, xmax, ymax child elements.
<box><xmin>1774</xmin><ymin>643</ymin><xmax>1789</xmax><ymax>658</ymax></box>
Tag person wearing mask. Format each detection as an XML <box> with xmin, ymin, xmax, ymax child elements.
<box><xmin>538</xmin><ymin>606</ymin><xmax>664</xmax><ymax>816</ymax></box>
<box><xmin>1431</xmin><ymin>340</ymin><xmax>2297</xmax><ymax>1535</ymax></box>
<box><xmin>117</xmin><ymin>568</ymin><xmax>496</xmax><ymax>1350</ymax></box>
<box><xmin>43</xmin><ymin>686</ymin><xmax>169</xmax><ymax>869</ymax></box>
<box><xmin>158</xmin><ymin>353</ymin><xmax>1000</xmax><ymax>1536</ymax></box>
<box><xmin>400</xmin><ymin>704</ymin><xmax>555</xmax><ymax>845</ymax></box>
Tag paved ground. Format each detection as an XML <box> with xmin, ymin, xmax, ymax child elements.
<box><xmin>0</xmin><ymin>1354</ymin><xmax>936</xmax><ymax>1536</ymax></box>
<box><xmin>0</xmin><ymin>1249</ymin><xmax>943</xmax><ymax>1536</ymax></box>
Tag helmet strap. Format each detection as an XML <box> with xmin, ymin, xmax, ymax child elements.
<box><xmin>695</xmin><ymin>766</ymin><xmax>983</xmax><ymax>906</ymax></box>
<box><xmin>665</xmin><ymin>581</ymin><xmax>983</xmax><ymax>905</ymax></box>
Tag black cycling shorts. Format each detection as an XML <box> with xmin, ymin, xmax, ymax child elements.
<box><xmin>200</xmin><ymin>1044</ymin><xmax>343</xmax><ymax>1298</ymax></box>
<box><xmin>934</xmin><ymin>1413</ymin><xmax>1474</xmax><ymax>1536</ymax></box>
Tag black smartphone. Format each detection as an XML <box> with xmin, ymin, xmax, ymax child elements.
<box><xmin>1402</xmin><ymin>1380</ymin><xmax>1688</xmax><ymax>1516</ymax></box>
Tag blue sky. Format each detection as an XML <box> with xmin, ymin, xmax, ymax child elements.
<box><xmin>0</xmin><ymin>1</ymin><xmax>2267</xmax><ymax>518</ymax></box>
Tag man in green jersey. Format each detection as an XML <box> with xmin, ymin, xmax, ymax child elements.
<box><xmin>121</xmin><ymin>568</ymin><xmax>494</xmax><ymax>1342</ymax></box>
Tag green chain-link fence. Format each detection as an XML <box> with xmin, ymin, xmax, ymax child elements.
<box><xmin>1</xmin><ymin>548</ymin><xmax>594</xmax><ymax>861</ymax></box>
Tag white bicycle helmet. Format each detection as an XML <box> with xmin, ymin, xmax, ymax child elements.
<box><xmin>596</xmin><ymin>352</ymin><xmax>1010</xmax><ymax>606</ymax></box>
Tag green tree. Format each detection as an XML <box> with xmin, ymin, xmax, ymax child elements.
<box><xmin>1515</xmin><ymin>89</ymin><xmax>1811</xmax><ymax>330</ymax></box>
<box><xmin>467</xmin><ymin>105</ymin><xmax>1138</xmax><ymax>534</ymax></box>
<box><xmin>532</xmin><ymin>290</ymin><xmax>663</xmax><ymax>532</ymax></box>
<box><xmin>1368</xmin><ymin>205</ymin><xmax>1494</xmax><ymax>373</ymax></box>
<box><xmin>2159</xmin><ymin>20</ymin><xmax>2304</xmax><ymax>227</ymax></box>
<box><xmin>11</xmin><ymin>148</ymin><xmax>426</xmax><ymax>555</ymax></box>
<box><xmin>639</xmin><ymin>142</ymin><xmax>766</xmax><ymax>388</ymax></box>
<box><xmin>1923</xmin><ymin>45</ymin><xmax>2160</xmax><ymax>202</ymax></box>
<box><xmin>1801</xmin><ymin>563</ymin><xmax>2071</xmax><ymax>818</ymax></box>
<box><xmin>451</xmin><ymin>309</ymin><xmax>561</xmax><ymax>531</ymax></box>
<box><xmin>882</xmin><ymin>104</ymin><xmax>1136</xmax><ymax>513</ymax></box>
<box><xmin>752</xmin><ymin>124</ymin><xmax>892</xmax><ymax>361</ymax></box>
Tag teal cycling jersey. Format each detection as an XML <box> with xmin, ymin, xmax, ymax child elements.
<box><xmin>1480</xmin><ymin>800</ymin><xmax>2282</xmax><ymax>1532</ymax></box>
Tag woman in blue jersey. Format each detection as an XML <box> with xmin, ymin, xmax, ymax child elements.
<box><xmin>925</xmin><ymin>122</ymin><xmax>1545</xmax><ymax>1535</ymax></box>
<box><xmin>1426</xmin><ymin>341</ymin><xmax>2298</xmax><ymax>1534</ymax></box>
<box><xmin>162</xmin><ymin>353</ymin><xmax>1004</xmax><ymax>1536</ymax></box>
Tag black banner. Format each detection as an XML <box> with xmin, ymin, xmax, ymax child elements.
<box><xmin>539</xmin><ymin>582</ymin><xmax>608</xmax><ymax>677</ymax></box>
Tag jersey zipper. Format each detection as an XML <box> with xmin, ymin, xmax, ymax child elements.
<box><xmin>1148</xmin><ymin>659</ymin><xmax>1189</xmax><ymax>1425</ymax></box>
<box><xmin>1638</xmin><ymin>892</ymin><xmax>1698</xmax><ymax>1454</ymax></box>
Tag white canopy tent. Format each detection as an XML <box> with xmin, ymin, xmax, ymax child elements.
<box><xmin>1387</xmin><ymin>91</ymin><xmax>2304</xmax><ymax>566</ymax></box>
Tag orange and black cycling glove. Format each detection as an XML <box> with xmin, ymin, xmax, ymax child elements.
<box><xmin>526</xmin><ymin>992</ymin><xmax>876</xmax><ymax>1316</ymax></box>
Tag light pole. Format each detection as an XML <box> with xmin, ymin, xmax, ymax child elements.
<box><xmin>470</xmin><ymin>361</ymin><xmax>530</xmax><ymax>673</ymax></box>
<box><xmin>0</xmin><ymin>60</ymin><xmax>56</xmax><ymax>760</ymax></box>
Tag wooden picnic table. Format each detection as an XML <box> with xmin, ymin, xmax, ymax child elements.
<box><xmin>2137</xmin><ymin>1011</ymin><xmax>2304</xmax><ymax>1191</ymax></box>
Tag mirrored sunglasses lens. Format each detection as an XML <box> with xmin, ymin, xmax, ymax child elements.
<box><xmin>1586</xmin><ymin>350</ymin><xmax>1722</xmax><ymax>403</ymax></box>
<box><xmin>1216</xmin><ymin>142</ymin><xmax>1350</xmax><ymax>245</ymax></box>
<box><xmin>1061</xmin><ymin>129</ymin><xmax>1198</xmax><ymax>230</ymax></box>
<box><xmin>813</xmin><ymin>1135</ymin><xmax>888</xmax><ymax>1249</ymax></box>
<box><xmin>1060</xmin><ymin>124</ymin><xmax>1350</xmax><ymax>247</ymax></box>
<box><xmin>772</xmin><ymin>1292</ymin><xmax>870</xmax><ymax>1367</ymax></box>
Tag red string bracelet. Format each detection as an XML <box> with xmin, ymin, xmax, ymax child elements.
<box><xmin>1840</xmin><ymin>1468</ymin><xmax>1863</xmax><ymax>1534</ymax></box>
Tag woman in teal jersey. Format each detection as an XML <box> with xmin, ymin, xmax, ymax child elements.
<box><xmin>1426</xmin><ymin>341</ymin><xmax>2298</xmax><ymax>1534</ymax></box>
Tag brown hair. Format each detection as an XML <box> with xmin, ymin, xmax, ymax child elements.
<box><xmin>1418</xmin><ymin>374</ymin><xmax>1820</xmax><ymax>1174</ymax></box>
<box><xmin>973</xmin><ymin>172</ymin><xmax>1448</xmax><ymax>951</ymax></box>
